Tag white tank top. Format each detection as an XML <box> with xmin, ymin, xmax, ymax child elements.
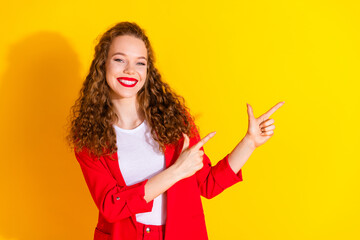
<box><xmin>113</xmin><ymin>119</ymin><xmax>167</xmax><ymax>225</ymax></box>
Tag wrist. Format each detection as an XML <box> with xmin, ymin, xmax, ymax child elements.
<box><xmin>243</xmin><ymin>134</ymin><xmax>256</xmax><ymax>151</ymax></box>
<box><xmin>167</xmin><ymin>164</ymin><xmax>183</xmax><ymax>183</ymax></box>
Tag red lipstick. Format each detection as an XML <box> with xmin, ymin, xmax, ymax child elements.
<box><xmin>117</xmin><ymin>77</ymin><xmax>138</xmax><ymax>88</ymax></box>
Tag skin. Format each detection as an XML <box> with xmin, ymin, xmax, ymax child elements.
<box><xmin>226</xmin><ymin>102</ymin><xmax>285</xmax><ymax>175</ymax></box>
<box><xmin>144</xmin><ymin>101</ymin><xmax>286</xmax><ymax>203</ymax></box>
<box><xmin>104</xmin><ymin>34</ymin><xmax>181</xmax><ymax>202</ymax></box>
<box><xmin>104</xmin><ymin>34</ymin><xmax>285</xmax><ymax>203</ymax></box>
<box><xmin>173</xmin><ymin>102</ymin><xmax>285</xmax><ymax>185</ymax></box>
<box><xmin>105</xmin><ymin>34</ymin><xmax>148</xmax><ymax>129</ymax></box>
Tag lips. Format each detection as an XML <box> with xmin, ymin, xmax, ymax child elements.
<box><xmin>117</xmin><ymin>77</ymin><xmax>138</xmax><ymax>88</ymax></box>
<box><xmin>118</xmin><ymin>77</ymin><xmax>138</xmax><ymax>81</ymax></box>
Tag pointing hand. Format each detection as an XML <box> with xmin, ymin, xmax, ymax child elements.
<box><xmin>246</xmin><ymin>101</ymin><xmax>285</xmax><ymax>148</ymax></box>
<box><xmin>173</xmin><ymin>131</ymin><xmax>216</xmax><ymax>180</ymax></box>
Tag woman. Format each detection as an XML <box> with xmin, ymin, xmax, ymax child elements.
<box><xmin>66</xmin><ymin>21</ymin><xmax>284</xmax><ymax>240</ymax></box>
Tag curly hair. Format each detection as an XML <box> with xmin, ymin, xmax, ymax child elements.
<box><xmin>65</xmin><ymin>21</ymin><xmax>199</xmax><ymax>160</ymax></box>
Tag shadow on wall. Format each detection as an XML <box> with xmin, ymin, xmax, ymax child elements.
<box><xmin>0</xmin><ymin>32</ymin><xmax>97</xmax><ymax>240</ymax></box>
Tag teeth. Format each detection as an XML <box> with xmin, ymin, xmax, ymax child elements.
<box><xmin>120</xmin><ymin>79</ymin><xmax>136</xmax><ymax>85</ymax></box>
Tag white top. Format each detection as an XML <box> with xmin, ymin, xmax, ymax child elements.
<box><xmin>113</xmin><ymin>119</ymin><xmax>167</xmax><ymax>225</ymax></box>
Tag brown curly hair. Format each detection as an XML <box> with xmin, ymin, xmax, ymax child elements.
<box><xmin>65</xmin><ymin>21</ymin><xmax>199</xmax><ymax>160</ymax></box>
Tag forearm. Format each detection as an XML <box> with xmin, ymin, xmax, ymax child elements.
<box><xmin>228</xmin><ymin>134</ymin><xmax>256</xmax><ymax>174</ymax></box>
<box><xmin>143</xmin><ymin>165</ymin><xmax>180</xmax><ymax>203</ymax></box>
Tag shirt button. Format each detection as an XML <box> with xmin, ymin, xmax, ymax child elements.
<box><xmin>145</xmin><ymin>227</ymin><xmax>151</xmax><ymax>233</ymax></box>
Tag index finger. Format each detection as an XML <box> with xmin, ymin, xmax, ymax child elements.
<box><xmin>192</xmin><ymin>131</ymin><xmax>217</xmax><ymax>151</ymax></box>
<box><xmin>261</xmin><ymin>101</ymin><xmax>285</xmax><ymax>119</ymax></box>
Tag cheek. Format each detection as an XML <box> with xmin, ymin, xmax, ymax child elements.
<box><xmin>105</xmin><ymin>75</ymin><xmax>113</xmax><ymax>88</ymax></box>
<box><xmin>107</xmin><ymin>61</ymin><xmax>123</xmax><ymax>73</ymax></box>
<box><xmin>140</xmin><ymin>68</ymin><xmax>147</xmax><ymax>78</ymax></box>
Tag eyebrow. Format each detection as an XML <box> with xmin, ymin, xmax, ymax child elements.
<box><xmin>111</xmin><ymin>52</ymin><xmax>147</xmax><ymax>61</ymax></box>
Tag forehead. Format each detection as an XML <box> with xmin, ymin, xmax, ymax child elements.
<box><xmin>109</xmin><ymin>35</ymin><xmax>147</xmax><ymax>57</ymax></box>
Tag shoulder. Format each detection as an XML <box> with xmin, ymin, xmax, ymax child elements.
<box><xmin>74</xmin><ymin>145</ymin><xmax>103</xmax><ymax>162</ymax></box>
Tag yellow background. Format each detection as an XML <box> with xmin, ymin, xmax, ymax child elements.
<box><xmin>0</xmin><ymin>0</ymin><xmax>359</xmax><ymax>239</ymax></box>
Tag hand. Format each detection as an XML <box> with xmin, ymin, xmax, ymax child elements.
<box><xmin>173</xmin><ymin>131</ymin><xmax>216</xmax><ymax>180</ymax></box>
<box><xmin>246</xmin><ymin>101</ymin><xmax>285</xmax><ymax>148</ymax></box>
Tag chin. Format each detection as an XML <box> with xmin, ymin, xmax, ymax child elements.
<box><xmin>116</xmin><ymin>91</ymin><xmax>140</xmax><ymax>99</ymax></box>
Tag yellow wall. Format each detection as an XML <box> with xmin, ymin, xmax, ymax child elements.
<box><xmin>0</xmin><ymin>0</ymin><xmax>359</xmax><ymax>239</ymax></box>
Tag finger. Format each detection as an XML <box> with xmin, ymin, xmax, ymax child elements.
<box><xmin>192</xmin><ymin>131</ymin><xmax>216</xmax><ymax>151</ymax></box>
<box><xmin>261</xmin><ymin>130</ymin><xmax>274</xmax><ymax>136</ymax></box>
<box><xmin>181</xmin><ymin>133</ymin><xmax>190</xmax><ymax>152</ymax></box>
<box><xmin>261</xmin><ymin>125</ymin><xmax>275</xmax><ymax>132</ymax></box>
<box><xmin>260</xmin><ymin>101</ymin><xmax>285</xmax><ymax>120</ymax></box>
<box><xmin>247</xmin><ymin>103</ymin><xmax>255</xmax><ymax>121</ymax></box>
<box><xmin>260</xmin><ymin>118</ymin><xmax>274</xmax><ymax>127</ymax></box>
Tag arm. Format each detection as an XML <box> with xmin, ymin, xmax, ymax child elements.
<box><xmin>75</xmin><ymin>146</ymin><xmax>181</xmax><ymax>223</ymax></box>
<box><xmin>227</xmin><ymin>134</ymin><xmax>256</xmax><ymax>174</ymax></box>
<box><xmin>143</xmin><ymin>165</ymin><xmax>180</xmax><ymax>203</ymax></box>
<box><xmin>75</xmin><ymin>147</ymin><xmax>154</xmax><ymax>223</ymax></box>
<box><xmin>191</xmin><ymin>126</ymin><xmax>246</xmax><ymax>199</ymax></box>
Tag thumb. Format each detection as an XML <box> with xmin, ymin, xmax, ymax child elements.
<box><xmin>247</xmin><ymin>103</ymin><xmax>255</xmax><ymax>121</ymax></box>
<box><xmin>181</xmin><ymin>133</ymin><xmax>190</xmax><ymax>152</ymax></box>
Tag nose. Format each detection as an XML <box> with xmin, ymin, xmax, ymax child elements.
<box><xmin>123</xmin><ymin>62</ymin><xmax>135</xmax><ymax>75</ymax></box>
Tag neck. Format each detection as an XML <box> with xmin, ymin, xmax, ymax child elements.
<box><xmin>111</xmin><ymin>96</ymin><xmax>145</xmax><ymax>129</ymax></box>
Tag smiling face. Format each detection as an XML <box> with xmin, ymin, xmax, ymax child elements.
<box><xmin>105</xmin><ymin>35</ymin><xmax>148</xmax><ymax>100</ymax></box>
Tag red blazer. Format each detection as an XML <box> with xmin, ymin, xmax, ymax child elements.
<box><xmin>74</xmin><ymin>123</ymin><xmax>243</xmax><ymax>240</ymax></box>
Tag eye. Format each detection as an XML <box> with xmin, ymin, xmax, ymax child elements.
<box><xmin>114</xmin><ymin>58</ymin><xmax>124</xmax><ymax>62</ymax></box>
<box><xmin>137</xmin><ymin>62</ymin><xmax>146</xmax><ymax>66</ymax></box>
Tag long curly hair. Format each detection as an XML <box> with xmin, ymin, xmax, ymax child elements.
<box><xmin>65</xmin><ymin>21</ymin><xmax>198</xmax><ymax>160</ymax></box>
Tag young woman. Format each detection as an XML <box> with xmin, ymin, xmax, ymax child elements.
<box><xmin>66</xmin><ymin>21</ymin><xmax>284</xmax><ymax>240</ymax></box>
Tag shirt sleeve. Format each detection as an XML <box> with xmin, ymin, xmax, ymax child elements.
<box><xmin>190</xmin><ymin>125</ymin><xmax>244</xmax><ymax>199</ymax></box>
<box><xmin>74</xmin><ymin>147</ymin><xmax>154</xmax><ymax>223</ymax></box>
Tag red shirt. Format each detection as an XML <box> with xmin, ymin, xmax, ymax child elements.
<box><xmin>75</xmin><ymin>123</ymin><xmax>243</xmax><ymax>240</ymax></box>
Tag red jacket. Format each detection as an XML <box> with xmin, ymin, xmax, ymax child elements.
<box><xmin>74</xmin><ymin>124</ymin><xmax>243</xmax><ymax>240</ymax></box>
